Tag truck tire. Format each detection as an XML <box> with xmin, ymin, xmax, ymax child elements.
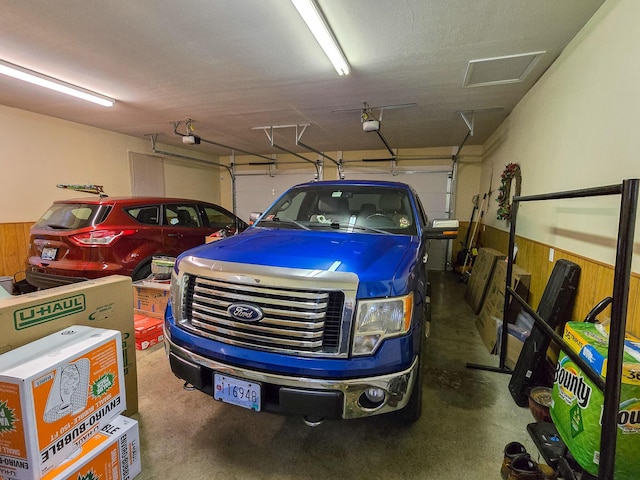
<box><xmin>400</xmin><ymin>356</ymin><xmax>423</xmax><ymax>423</ymax></box>
<box><xmin>399</xmin><ymin>302</ymin><xmax>429</xmax><ymax>423</ymax></box>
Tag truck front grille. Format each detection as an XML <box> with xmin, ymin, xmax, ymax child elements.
<box><xmin>183</xmin><ymin>275</ymin><xmax>345</xmax><ymax>356</ymax></box>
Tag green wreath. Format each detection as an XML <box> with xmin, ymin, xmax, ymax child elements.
<box><xmin>496</xmin><ymin>163</ymin><xmax>521</xmax><ymax>220</ymax></box>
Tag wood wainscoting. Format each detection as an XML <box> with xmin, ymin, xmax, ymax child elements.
<box><xmin>0</xmin><ymin>222</ymin><xmax>33</xmax><ymax>283</ymax></box>
<box><xmin>454</xmin><ymin>224</ymin><xmax>640</xmax><ymax>338</ymax></box>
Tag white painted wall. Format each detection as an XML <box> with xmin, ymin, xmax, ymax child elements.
<box><xmin>0</xmin><ymin>103</ymin><xmax>481</xmax><ymax>228</ymax></box>
<box><xmin>0</xmin><ymin>105</ymin><xmax>221</xmax><ymax>222</ymax></box>
<box><xmin>481</xmin><ymin>0</ymin><xmax>639</xmax><ymax>272</ymax></box>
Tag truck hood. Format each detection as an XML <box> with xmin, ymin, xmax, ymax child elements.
<box><xmin>181</xmin><ymin>227</ymin><xmax>420</xmax><ymax>296</ymax></box>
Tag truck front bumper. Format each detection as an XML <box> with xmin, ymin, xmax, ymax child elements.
<box><xmin>166</xmin><ymin>336</ymin><xmax>418</xmax><ymax>420</ymax></box>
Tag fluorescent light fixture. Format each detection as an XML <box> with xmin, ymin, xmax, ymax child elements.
<box><xmin>0</xmin><ymin>59</ymin><xmax>115</xmax><ymax>107</ymax></box>
<box><xmin>291</xmin><ymin>0</ymin><xmax>350</xmax><ymax>76</ymax></box>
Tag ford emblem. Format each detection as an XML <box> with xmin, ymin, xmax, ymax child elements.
<box><xmin>227</xmin><ymin>303</ymin><xmax>264</xmax><ymax>323</ymax></box>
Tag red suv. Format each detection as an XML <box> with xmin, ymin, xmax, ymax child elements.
<box><xmin>26</xmin><ymin>197</ymin><xmax>248</xmax><ymax>289</ymax></box>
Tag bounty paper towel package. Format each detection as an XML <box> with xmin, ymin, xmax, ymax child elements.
<box><xmin>0</xmin><ymin>326</ymin><xmax>126</xmax><ymax>480</ymax></box>
<box><xmin>551</xmin><ymin>321</ymin><xmax>640</xmax><ymax>479</ymax></box>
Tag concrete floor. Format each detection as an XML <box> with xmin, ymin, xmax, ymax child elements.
<box><xmin>131</xmin><ymin>271</ymin><xmax>542</xmax><ymax>479</ymax></box>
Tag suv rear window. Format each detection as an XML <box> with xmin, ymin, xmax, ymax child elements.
<box><xmin>34</xmin><ymin>204</ymin><xmax>107</xmax><ymax>230</ymax></box>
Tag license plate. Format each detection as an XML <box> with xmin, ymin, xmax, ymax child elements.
<box><xmin>41</xmin><ymin>247</ymin><xmax>57</xmax><ymax>261</ymax></box>
<box><xmin>213</xmin><ymin>374</ymin><xmax>261</xmax><ymax>411</ymax></box>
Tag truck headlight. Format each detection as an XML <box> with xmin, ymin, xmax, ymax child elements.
<box><xmin>352</xmin><ymin>293</ymin><xmax>413</xmax><ymax>355</ymax></box>
<box><xmin>170</xmin><ymin>271</ymin><xmax>188</xmax><ymax>323</ymax></box>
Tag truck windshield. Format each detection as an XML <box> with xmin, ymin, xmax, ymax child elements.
<box><xmin>257</xmin><ymin>185</ymin><xmax>417</xmax><ymax>235</ymax></box>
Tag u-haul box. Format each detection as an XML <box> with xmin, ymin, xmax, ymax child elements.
<box><xmin>41</xmin><ymin>415</ymin><xmax>141</xmax><ymax>480</ymax></box>
<box><xmin>0</xmin><ymin>326</ymin><xmax>126</xmax><ymax>480</ymax></box>
<box><xmin>0</xmin><ymin>276</ymin><xmax>138</xmax><ymax>415</ymax></box>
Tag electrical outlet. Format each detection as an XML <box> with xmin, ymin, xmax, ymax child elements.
<box><xmin>549</xmin><ymin>248</ymin><xmax>555</xmax><ymax>262</ymax></box>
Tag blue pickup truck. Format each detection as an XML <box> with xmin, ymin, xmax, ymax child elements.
<box><xmin>164</xmin><ymin>180</ymin><xmax>457</xmax><ymax>425</ymax></box>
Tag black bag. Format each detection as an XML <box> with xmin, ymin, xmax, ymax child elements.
<box><xmin>508</xmin><ymin>259</ymin><xmax>581</xmax><ymax>406</ymax></box>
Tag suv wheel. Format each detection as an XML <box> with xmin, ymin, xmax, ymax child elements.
<box><xmin>132</xmin><ymin>260</ymin><xmax>152</xmax><ymax>281</ymax></box>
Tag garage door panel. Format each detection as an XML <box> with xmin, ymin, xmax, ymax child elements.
<box><xmin>235</xmin><ymin>173</ymin><xmax>317</xmax><ymax>222</ymax></box>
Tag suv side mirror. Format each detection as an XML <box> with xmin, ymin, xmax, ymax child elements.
<box><xmin>423</xmin><ymin>219</ymin><xmax>459</xmax><ymax>239</ymax></box>
<box><xmin>249</xmin><ymin>212</ymin><xmax>262</xmax><ymax>225</ymax></box>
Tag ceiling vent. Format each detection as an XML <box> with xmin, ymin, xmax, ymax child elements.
<box><xmin>463</xmin><ymin>51</ymin><xmax>546</xmax><ymax>88</ymax></box>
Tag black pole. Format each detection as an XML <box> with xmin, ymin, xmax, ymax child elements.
<box><xmin>498</xmin><ymin>200</ymin><xmax>519</xmax><ymax>369</ymax></box>
<box><xmin>598</xmin><ymin>178</ymin><xmax>638</xmax><ymax>480</ymax></box>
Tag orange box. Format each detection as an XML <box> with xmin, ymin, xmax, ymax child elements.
<box><xmin>0</xmin><ymin>326</ymin><xmax>126</xmax><ymax>480</ymax></box>
<box><xmin>41</xmin><ymin>415</ymin><xmax>141</xmax><ymax>480</ymax></box>
<box><xmin>134</xmin><ymin>315</ymin><xmax>164</xmax><ymax>350</ymax></box>
<box><xmin>135</xmin><ymin>331</ymin><xmax>164</xmax><ymax>350</ymax></box>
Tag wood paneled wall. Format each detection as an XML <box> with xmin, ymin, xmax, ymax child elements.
<box><xmin>0</xmin><ymin>222</ymin><xmax>33</xmax><ymax>282</ymax></box>
<box><xmin>452</xmin><ymin>224</ymin><xmax>640</xmax><ymax>338</ymax></box>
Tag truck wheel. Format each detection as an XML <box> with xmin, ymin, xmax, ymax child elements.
<box><xmin>400</xmin><ymin>337</ymin><xmax>424</xmax><ymax>423</ymax></box>
<box><xmin>399</xmin><ymin>303</ymin><xmax>428</xmax><ymax>423</ymax></box>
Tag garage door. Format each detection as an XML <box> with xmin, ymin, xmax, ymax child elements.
<box><xmin>235</xmin><ymin>171</ymin><xmax>317</xmax><ymax>221</ymax></box>
<box><xmin>342</xmin><ymin>167</ymin><xmax>453</xmax><ymax>271</ymax></box>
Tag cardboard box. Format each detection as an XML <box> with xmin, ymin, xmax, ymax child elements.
<box><xmin>550</xmin><ymin>322</ymin><xmax>640</xmax><ymax>479</ymax></box>
<box><xmin>41</xmin><ymin>415</ymin><xmax>141</xmax><ymax>480</ymax></box>
<box><xmin>134</xmin><ymin>314</ymin><xmax>164</xmax><ymax>350</ymax></box>
<box><xmin>505</xmin><ymin>333</ymin><xmax>525</xmax><ymax>370</ymax></box>
<box><xmin>132</xmin><ymin>280</ymin><xmax>169</xmax><ymax>316</ymax></box>
<box><xmin>464</xmin><ymin>248</ymin><xmax>505</xmax><ymax>313</ymax></box>
<box><xmin>495</xmin><ymin>322</ymin><xmax>528</xmax><ymax>370</ymax></box>
<box><xmin>0</xmin><ymin>276</ymin><xmax>138</xmax><ymax>415</ymax></box>
<box><xmin>0</xmin><ymin>326</ymin><xmax>126</xmax><ymax>480</ymax></box>
<box><xmin>134</xmin><ymin>308</ymin><xmax>163</xmax><ymax>320</ymax></box>
<box><xmin>476</xmin><ymin>261</ymin><xmax>531</xmax><ymax>353</ymax></box>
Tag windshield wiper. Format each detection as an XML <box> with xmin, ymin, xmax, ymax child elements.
<box><xmin>260</xmin><ymin>217</ymin><xmax>310</xmax><ymax>230</ymax></box>
<box><xmin>46</xmin><ymin>224</ymin><xmax>73</xmax><ymax>230</ymax></box>
<box><xmin>316</xmin><ymin>221</ymin><xmax>392</xmax><ymax>235</ymax></box>
<box><xmin>344</xmin><ymin>223</ymin><xmax>393</xmax><ymax>235</ymax></box>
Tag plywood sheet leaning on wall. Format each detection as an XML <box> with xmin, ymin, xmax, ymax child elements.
<box><xmin>464</xmin><ymin>248</ymin><xmax>505</xmax><ymax>313</ymax></box>
<box><xmin>476</xmin><ymin>261</ymin><xmax>531</xmax><ymax>353</ymax></box>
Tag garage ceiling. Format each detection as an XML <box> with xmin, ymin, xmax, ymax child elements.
<box><xmin>0</xmin><ymin>1</ymin><xmax>604</xmax><ymax>159</ymax></box>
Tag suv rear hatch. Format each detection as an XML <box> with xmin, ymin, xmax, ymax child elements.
<box><xmin>27</xmin><ymin>202</ymin><xmax>112</xmax><ymax>281</ymax></box>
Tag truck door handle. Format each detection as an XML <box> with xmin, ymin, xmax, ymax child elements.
<box><xmin>168</xmin><ymin>233</ymin><xmax>181</xmax><ymax>238</ymax></box>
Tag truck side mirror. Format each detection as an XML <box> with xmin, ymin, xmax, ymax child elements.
<box><xmin>423</xmin><ymin>219</ymin><xmax>459</xmax><ymax>239</ymax></box>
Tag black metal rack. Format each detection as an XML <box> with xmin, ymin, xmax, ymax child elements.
<box><xmin>497</xmin><ymin>178</ymin><xmax>638</xmax><ymax>480</ymax></box>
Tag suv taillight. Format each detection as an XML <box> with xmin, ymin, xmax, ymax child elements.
<box><xmin>70</xmin><ymin>229</ymin><xmax>136</xmax><ymax>246</ymax></box>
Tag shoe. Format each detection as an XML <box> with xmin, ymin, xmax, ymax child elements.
<box><xmin>537</xmin><ymin>463</ymin><xmax>557</xmax><ymax>480</ymax></box>
<box><xmin>508</xmin><ymin>455</ymin><xmax>545</xmax><ymax>480</ymax></box>
<box><xmin>507</xmin><ymin>454</ymin><xmax>557</xmax><ymax>480</ymax></box>
<box><xmin>501</xmin><ymin>442</ymin><xmax>528</xmax><ymax>480</ymax></box>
